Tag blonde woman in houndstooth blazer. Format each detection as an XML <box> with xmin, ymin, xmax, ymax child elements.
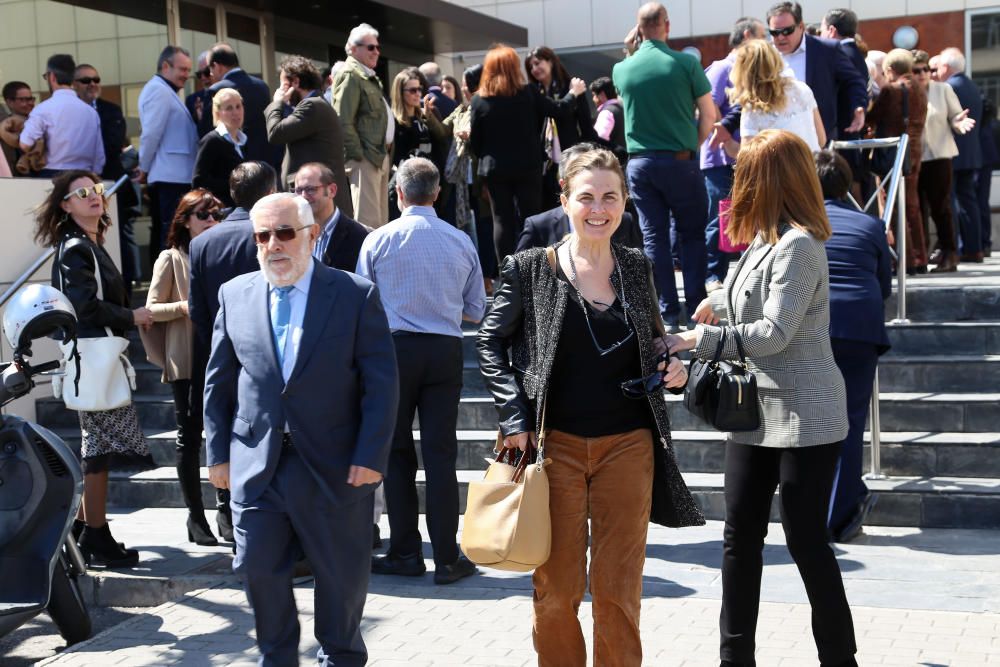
<box><xmin>666</xmin><ymin>129</ymin><xmax>858</xmax><ymax>667</ymax></box>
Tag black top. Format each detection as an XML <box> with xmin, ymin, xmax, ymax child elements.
<box><xmin>52</xmin><ymin>230</ymin><xmax>133</xmax><ymax>338</ymax></box>
<box><xmin>470</xmin><ymin>85</ymin><xmax>578</xmax><ymax>180</ymax></box>
<box><xmin>393</xmin><ymin>116</ymin><xmax>436</xmax><ymax>167</ymax></box>
<box><xmin>546</xmin><ymin>264</ymin><xmax>650</xmax><ymax>437</ymax></box>
<box><xmin>192</xmin><ymin>131</ymin><xmax>242</xmax><ymax>207</ymax></box>
<box><xmin>537</xmin><ymin>80</ymin><xmax>597</xmax><ymax>151</ymax></box>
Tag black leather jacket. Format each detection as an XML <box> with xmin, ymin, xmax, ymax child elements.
<box><xmin>52</xmin><ymin>230</ymin><xmax>133</xmax><ymax>338</ymax></box>
<box><xmin>476</xmin><ymin>242</ymin><xmax>705</xmax><ymax>528</ymax></box>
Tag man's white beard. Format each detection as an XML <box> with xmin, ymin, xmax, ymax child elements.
<box><xmin>259</xmin><ymin>244</ymin><xmax>311</xmax><ymax>287</ymax></box>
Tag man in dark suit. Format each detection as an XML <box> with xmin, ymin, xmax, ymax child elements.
<box><xmin>265</xmin><ymin>54</ymin><xmax>354</xmax><ymax>219</ymax></box>
<box><xmin>767</xmin><ymin>2</ymin><xmax>867</xmax><ymax>142</ymax></box>
<box><xmin>516</xmin><ymin>142</ymin><xmax>644</xmax><ymax>252</ymax></box>
<box><xmin>821</xmin><ymin>9</ymin><xmax>871</xmax><ymax>190</ymax></box>
<box><xmin>816</xmin><ymin>151</ymin><xmax>891</xmax><ymax>542</ymax></box>
<box><xmin>185</xmin><ymin>51</ymin><xmax>213</xmax><ymax>137</ymax></box>
<box><xmin>202</xmin><ymin>44</ymin><xmax>281</xmax><ymax>168</ymax></box>
<box><xmin>205</xmin><ymin>192</ymin><xmax>397</xmax><ymax>665</ymax></box>
<box><xmin>938</xmin><ymin>47</ymin><xmax>985</xmax><ymax>262</ymax></box>
<box><xmin>293</xmin><ymin>162</ymin><xmax>369</xmax><ymax>272</ymax></box>
<box><xmin>72</xmin><ymin>63</ymin><xmax>140</xmax><ymax>295</ymax></box>
<box><xmin>418</xmin><ymin>62</ymin><xmax>458</xmax><ymax>120</ymax></box>
<box><xmin>189</xmin><ymin>160</ymin><xmax>277</xmax><ymax>541</ymax></box>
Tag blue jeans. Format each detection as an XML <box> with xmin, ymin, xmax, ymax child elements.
<box><xmin>626</xmin><ymin>154</ymin><xmax>708</xmax><ymax>322</ymax></box>
<box><xmin>703</xmin><ymin>165</ymin><xmax>736</xmax><ymax>284</ymax></box>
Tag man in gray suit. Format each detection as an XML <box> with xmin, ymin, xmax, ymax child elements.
<box><xmin>204</xmin><ymin>192</ymin><xmax>398</xmax><ymax>665</ymax></box>
<box><xmin>265</xmin><ymin>54</ymin><xmax>354</xmax><ymax>218</ymax></box>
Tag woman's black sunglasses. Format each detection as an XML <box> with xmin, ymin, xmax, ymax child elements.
<box><xmin>193</xmin><ymin>210</ymin><xmax>224</xmax><ymax>221</ymax></box>
<box><xmin>620</xmin><ymin>353</ymin><xmax>670</xmax><ymax>399</ymax></box>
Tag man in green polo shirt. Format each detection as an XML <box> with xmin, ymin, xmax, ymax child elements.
<box><xmin>613</xmin><ymin>2</ymin><xmax>716</xmax><ymax>330</ymax></box>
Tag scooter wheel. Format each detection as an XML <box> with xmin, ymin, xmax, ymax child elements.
<box><xmin>48</xmin><ymin>555</ymin><xmax>92</xmax><ymax>645</ymax></box>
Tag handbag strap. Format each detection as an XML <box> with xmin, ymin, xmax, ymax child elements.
<box><xmin>730</xmin><ymin>327</ymin><xmax>749</xmax><ymax>365</ymax></box>
<box><xmin>711</xmin><ymin>327</ymin><xmax>727</xmax><ymax>363</ymax></box>
<box><xmin>57</xmin><ymin>238</ymin><xmax>115</xmax><ymax>339</ymax></box>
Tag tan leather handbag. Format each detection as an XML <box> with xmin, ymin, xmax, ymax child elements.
<box><xmin>461</xmin><ymin>403</ymin><xmax>552</xmax><ymax>572</ymax></box>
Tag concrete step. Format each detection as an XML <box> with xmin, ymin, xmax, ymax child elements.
<box><xmin>103</xmin><ymin>465</ymin><xmax>1000</xmax><ymax>530</ymax></box>
<box><xmin>885</xmin><ymin>286</ymin><xmax>1000</xmax><ymax>322</ymax></box>
<box><xmin>884</xmin><ymin>321</ymin><xmax>1000</xmax><ymax>356</ymax></box>
<box><xmin>875</xmin><ymin>355</ymin><xmax>1000</xmax><ymax>392</ymax></box>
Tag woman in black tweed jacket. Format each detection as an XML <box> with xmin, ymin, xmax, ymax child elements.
<box><xmin>478</xmin><ymin>147</ymin><xmax>703</xmax><ymax>667</ymax></box>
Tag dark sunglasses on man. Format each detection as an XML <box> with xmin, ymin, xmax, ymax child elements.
<box><xmin>197</xmin><ymin>67</ymin><xmax>211</xmax><ymax>79</ymax></box>
<box><xmin>360</xmin><ymin>43</ymin><xmax>380</xmax><ymax>52</ymax></box>
<box><xmin>63</xmin><ymin>182</ymin><xmax>105</xmax><ymax>200</ymax></box>
<box><xmin>253</xmin><ymin>225</ymin><xmax>311</xmax><ymax>245</ymax></box>
<box><xmin>75</xmin><ymin>76</ymin><xmax>100</xmax><ymax>85</ymax></box>
<box><xmin>768</xmin><ymin>25</ymin><xmax>797</xmax><ymax>37</ymax></box>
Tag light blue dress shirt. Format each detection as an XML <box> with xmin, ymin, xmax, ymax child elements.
<box><xmin>216</xmin><ymin>122</ymin><xmax>247</xmax><ymax>159</ymax></box>
<box><xmin>356</xmin><ymin>205</ymin><xmax>485</xmax><ymax>337</ymax></box>
<box><xmin>269</xmin><ymin>259</ymin><xmax>314</xmax><ymax>382</ymax></box>
<box><xmin>313</xmin><ymin>208</ymin><xmax>341</xmax><ymax>261</ymax></box>
<box><xmin>21</xmin><ymin>89</ymin><xmax>105</xmax><ymax>172</ymax></box>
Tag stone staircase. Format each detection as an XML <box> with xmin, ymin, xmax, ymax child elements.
<box><xmin>35</xmin><ymin>260</ymin><xmax>1000</xmax><ymax>530</ymax></box>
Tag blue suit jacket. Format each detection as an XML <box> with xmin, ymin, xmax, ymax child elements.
<box><xmin>188</xmin><ymin>207</ymin><xmax>259</xmax><ymax>355</ymax></box>
<box><xmin>805</xmin><ymin>35</ymin><xmax>868</xmax><ymax>142</ymax></box>
<box><xmin>947</xmin><ymin>74</ymin><xmax>984</xmax><ymax>172</ymax></box>
<box><xmin>202</xmin><ymin>69</ymin><xmax>282</xmax><ymax>168</ymax></box>
<box><xmin>204</xmin><ymin>261</ymin><xmax>399</xmax><ymax>506</ymax></box>
<box><xmin>138</xmin><ymin>75</ymin><xmax>198</xmax><ymax>184</ymax></box>
<box><xmin>824</xmin><ymin>199</ymin><xmax>892</xmax><ymax>352</ymax></box>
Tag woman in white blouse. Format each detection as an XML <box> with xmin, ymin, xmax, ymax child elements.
<box><xmin>911</xmin><ymin>49</ymin><xmax>976</xmax><ymax>273</ymax></box>
<box><xmin>725</xmin><ymin>39</ymin><xmax>826</xmax><ymax>155</ymax></box>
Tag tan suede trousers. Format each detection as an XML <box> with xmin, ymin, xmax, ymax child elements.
<box><xmin>346</xmin><ymin>153</ymin><xmax>390</xmax><ymax>228</ymax></box>
<box><xmin>532</xmin><ymin>427</ymin><xmax>653</xmax><ymax>667</ymax></box>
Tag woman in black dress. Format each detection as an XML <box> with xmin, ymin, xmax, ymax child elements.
<box><xmin>192</xmin><ymin>88</ymin><xmax>246</xmax><ymax>207</ymax></box>
<box><xmin>35</xmin><ymin>170</ymin><xmax>155</xmax><ymax>568</ymax></box>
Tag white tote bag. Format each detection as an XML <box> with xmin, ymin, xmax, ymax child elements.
<box><xmin>53</xmin><ymin>241</ymin><xmax>136</xmax><ymax>412</ymax></box>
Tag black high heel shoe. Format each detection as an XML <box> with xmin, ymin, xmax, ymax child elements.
<box><xmin>78</xmin><ymin>522</ymin><xmax>139</xmax><ymax>569</ymax></box>
<box><xmin>187</xmin><ymin>513</ymin><xmax>219</xmax><ymax>546</ymax></box>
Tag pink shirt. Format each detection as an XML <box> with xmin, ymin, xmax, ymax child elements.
<box><xmin>593</xmin><ymin>99</ymin><xmax>617</xmax><ymax>142</ymax></box>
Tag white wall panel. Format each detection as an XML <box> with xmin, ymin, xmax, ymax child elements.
<box><xmin>593</xmin><ymin>0</ymin><xmax>641</xmax><ymax>45</ymax></box>
<box><xmin>495</xmin><ymin>1</ymin><xmax>546</xmax><ymax>47</ymax></box>
<box><xmin>35</xmin><ymin>0</ymin><xmax>74</xmax><ymax>46</ymax></box>
<box><xmin>850</xmin><ymin>0</ymin><xmax>908</xmax><ymax>20</ymax></box>
<box><xmin>76</xmin><ymin>40</ymin><xmax>120</xmax><ymax>84</ymax></box>
<box><xmin>541</xmin><ymin>0</ymin><xmax>591</xmax><ymax>48</ymax></box>
<box><xmin>0</xmin><ymin>47</ymin><xmax>40</xmax><ymax>89</ymax></box>
<box><xmin>663</xmin><ymin>0</ymin><xmax>692</xmax><ymax>37</ymax></box>
<box><xmin>74</xmin><ymin>6</ymin><xmax>118</xmax><ymax>41</ymax></box>
<box><xmin>0</xmin><ymin>2</ymin><xmax>37</xmax><ymax>50</ymax></box>
<box><xmin>692</xmin><ymin>0</ymin><xmax>744</xmax><ymax>37</ymax></box>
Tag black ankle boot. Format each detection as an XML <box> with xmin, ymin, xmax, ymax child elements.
<box><xmin>73</xmin><ymin>518</ymin><xmax>125</xmax><ymax>548</ymax></box>
<box><xmin>216</xmin><ymin>489</ymin><xmax>234</xmax><ymax>542</ymax></box>
<box><xmin>78</xmin><ymin>522</ymin><xmax>139</xmax><ymax>569</ymax></box>
<box><xmin>176</xmin><ymin>446</ymin><xmax>218</xmax><ymax>546</ymax></box>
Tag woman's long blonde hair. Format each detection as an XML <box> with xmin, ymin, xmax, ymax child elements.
<box><xmin>728</xmin><ymin>40</ymin><xmax>788</xmax><ymax>113</ymax></box>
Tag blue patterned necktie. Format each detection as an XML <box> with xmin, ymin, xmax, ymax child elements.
<box><xmin>270</xmin><ymin>286</ymin><xmax>293</xmax><ymax>367</ymax></box>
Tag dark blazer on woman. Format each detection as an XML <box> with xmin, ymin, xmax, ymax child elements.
<box><xmin>537</xmin><ymin>79</ymin><xmax>597</xmax><ymax>150</ymax></box>
<box><xmin>477</xmin><ymin>242</ymin><xmax>705</xmax><ymax>528</ymax></box>
<box><xmin>193</xmin><ymin>131</ymin><xmax>242</xmax><ymax>207</ymax></box>
<box><xmin>824</xmin><ymin>200</ymin><xmax>892</xmax><ymax>352</ymax></box>
<box><xmin>53</xmin><ymin>229</ymin><xmax>133</xmax><ymax>338</ymax></box>
<box><xmin>469</xmin><ymin>85</ymin><xmax>578</xmax><ymax>180</ymax></box>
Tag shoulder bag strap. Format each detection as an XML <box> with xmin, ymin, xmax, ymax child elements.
<box><xmin>712</xmin><ymin>327</ymin><xmax>727</xmax><ymax>363</ymax></box>
<box><xmin>730</xmin><ymin>327</ymin><xmax>749</xmax><ymax>365</ymax></box>
<box><xmin>85</xmin><ymin>244</ymin><xmax>115</xmax><ymax>339</ymax></box>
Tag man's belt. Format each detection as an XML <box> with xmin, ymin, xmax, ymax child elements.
<box><xmin>627</xmin><ymin>150</ymin><xmax>693</xmax><ymax>160</ymax></box>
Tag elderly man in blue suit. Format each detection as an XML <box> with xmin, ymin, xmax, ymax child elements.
<box><xmin>815</xmin><ymin>150</ymin><xmax>892</xmax><ymax>543</ymax></box>
<box><xmin>938</xmin><ymin>47</ymin><xmax>985</xmax><ymax>263</ymax></box>
<box><xmin>138</xmin><ymin>45</ymin><xmax>198</xmax><ymax>257</ymax></box>
<box><xmin>205</xmin><ymin>192</ymin><xmax>399</xmax><ymax>666</ymax></box>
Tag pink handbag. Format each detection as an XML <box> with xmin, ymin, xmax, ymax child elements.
<box><xmin>718</xmin><ymin>199</ymin><xmax>749</xmax><ymax>254</ymax></box>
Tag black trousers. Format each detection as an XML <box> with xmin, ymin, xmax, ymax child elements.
<box><xmin>385</xmin><ymin>333</ymin><xmax>463</xmax><ymax>567</ymax></box>
<box><xmin>953</xmin><ymin>168</ymin><xmax>982</xmax><ymax>255</ymax></box>
<box><xmin>919</xmin><ymin>158</ymin><xmax>957</xmax><ymax>254</ymax></box>
<box><xmin>484</xmin><ymin>172</ymin><xmax>543</xmax><ymax>266</ymax></box>
<box><xmin>721</xmin><ymin>441</ymin><xmax>857</xmax><ymax>666</ymax></box>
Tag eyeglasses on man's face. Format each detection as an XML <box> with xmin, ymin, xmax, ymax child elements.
<box><xmin>292</xmin><ymin>185</ymin><xmax>323</xmax><ymax>197</ymax></box>
<box><xmin>63</xmin><ymin>182</ymin><xmax>105</xmax><ymax>200</ymax></box>
<box><xmin>253</xmin><ymin>225</ymin><xmax>311</xmax><ymax>245</ymax></box>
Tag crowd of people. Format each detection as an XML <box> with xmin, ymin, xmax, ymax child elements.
<box><xmin>3</xmin><ymin>0</ymin><xmax>998</xmax><ymax>665</ymax></box>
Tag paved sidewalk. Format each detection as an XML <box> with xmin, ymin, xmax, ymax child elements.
<box><xmin>31</xmin><ymin>512</ymin><xmax>1000</xmax><ymax>666</ymax></box>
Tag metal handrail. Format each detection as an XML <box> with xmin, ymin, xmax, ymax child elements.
<box><xmin>828</xmin><ymin>136</ymin><xmax>910</xmax><ymax>480</ymax></box>
<box><xmin>0</xmin><ymin>174</ymin><xmax>131</xmax><ymax>310</ymax></box>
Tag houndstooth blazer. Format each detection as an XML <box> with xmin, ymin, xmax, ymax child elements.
<box><xmin>693</xmin><ymin>225</ymin><xmax>848</xmax><ymax>448</ymax></box>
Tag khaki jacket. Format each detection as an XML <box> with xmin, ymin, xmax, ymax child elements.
<box><xmin>331</xmin><ymin>56</ymin><xmax>388</xmax><ymax>167</ymax></box>
<box><xmin>140</xmin><ymin>247</ymin><xmax>193</xmax><ymax>382</ymax></box>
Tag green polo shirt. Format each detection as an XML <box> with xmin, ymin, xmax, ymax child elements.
<box><xmin>612</xmin><ymin>40</ymin><xmax>711</xmax><ymax>153</ymax></box>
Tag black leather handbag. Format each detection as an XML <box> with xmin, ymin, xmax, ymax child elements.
<box><xmin>683</xmin><ymin>327</ymin><xmax>760</xmax><ymax>432</ymax></box>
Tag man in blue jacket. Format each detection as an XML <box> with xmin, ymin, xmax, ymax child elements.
<box><xmin>938</xmin><ymin>47</ymin><xmax>985</xmax><ymax>262</ymax></box>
